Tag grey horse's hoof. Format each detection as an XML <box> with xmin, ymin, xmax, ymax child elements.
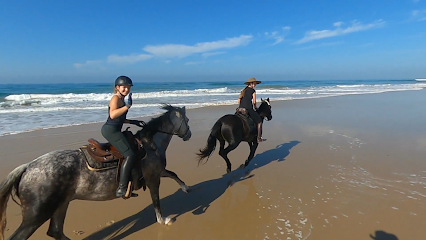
<box><xmin>226</xmin><ymin>168</ymin><xmax>231</xmax><ymax>174</ymax></box>
<box><xmin>182</xmin><ymin>186</ymin><xmax>191</xmax><ymax>193</ymax></box>
<box><xmin>158</xmin><ymin>216</ymin><xmax>175</xmax><ymax>225</ymax></box>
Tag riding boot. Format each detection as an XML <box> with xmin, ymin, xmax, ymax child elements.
<box><xmin>116</xmin><ymin>154</ymin><xmax>137</xmax><ymax>198</ymax></box>
<box><xmin>257</xmin><ymin>122</ymin><xmax>266</xmax><ymax>143</ymax></box>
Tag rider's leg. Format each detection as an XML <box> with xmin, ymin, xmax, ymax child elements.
<box><xmin>101</xmin><ymin>124</ymin><xmax>138</xmax><ymax>198</ymax></box>
<box><xmin>248</xmin><ymin>109</ymin><xmax>266</xmax><ymax>143</ymax></box>
<box><xmin>256</xmin><ymin>122</ymin><xmax>262</xmax><ymax>141</ymax></box>
<box><xmin>116</xmin><ymin>154</ymin><xmax>137</xmax><ymax>198</ymax></box>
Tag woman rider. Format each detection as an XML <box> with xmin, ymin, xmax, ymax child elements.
<box><xmin>238</xmin><ymin>77</ymin><xmax>266</xmax><ymax>143</ymax></box>
<box><xmin>101</xmin><ymin>76</ymin><xmax>144</xmax><ymax>198</ymax></box>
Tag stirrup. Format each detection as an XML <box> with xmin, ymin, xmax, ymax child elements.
<box><xmin>117</xmin><ymin>182</ymin><xmax>137</xmax><ymax>199</ymax></box>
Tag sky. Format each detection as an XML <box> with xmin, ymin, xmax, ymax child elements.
<box><xmin>0</xmin><ymin>0</ymin><xmax>425</xmax><ymax>83</ymax></box>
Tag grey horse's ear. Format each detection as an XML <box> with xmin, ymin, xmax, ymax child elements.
<box><xmin>182</xmin><ymin>106</ymin><xmax>186</xmax><ymax>113</ymax></box>
<box><xmin>261</xmin><ymin>98</ymin><xmax>264</xmax><ymax>101</ymax></box>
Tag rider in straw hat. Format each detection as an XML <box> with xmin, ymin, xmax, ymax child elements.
<box><xmin>238</xmin><ymin>77</ymin><xmax>266</xmax><ymax>142</ymax></box>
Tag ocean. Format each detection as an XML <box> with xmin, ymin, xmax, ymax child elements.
<box><xmin>0</xmin><ymin>79</ymin><xmax>425</xmax><ymax>136</ymax></box>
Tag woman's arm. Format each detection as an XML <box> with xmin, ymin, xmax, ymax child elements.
<box><xmin>252</xmin><ymin>92</ymin><xmax>257</xmax><ymax>109</ymax></box>
<box><xmin>109</xmin><ymin>95</ymin><xmax>129</xmax><ymax>119</ymax></box>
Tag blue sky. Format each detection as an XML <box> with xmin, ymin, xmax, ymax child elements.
<box><xmin>1</xmin><ymin>0</ymin><xmax>425</xmax><ymax>83</ymax></box>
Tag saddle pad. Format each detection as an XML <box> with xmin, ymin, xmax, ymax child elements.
<box><xmin>80</xmin><ymin>146</ymin><xmax>119</xmax><ymax>171</ymax></box>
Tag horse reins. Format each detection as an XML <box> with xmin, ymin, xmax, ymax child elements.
<box><xmin>154</xmin><ymin>116</ymin><xmax>190</xmax><ymax>138</ymax></box>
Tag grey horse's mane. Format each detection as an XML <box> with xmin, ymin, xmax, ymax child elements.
<box><xmin>138</xmin><ymin>104</ymin><xmax>184</xmax><ymax>138</ymax></box>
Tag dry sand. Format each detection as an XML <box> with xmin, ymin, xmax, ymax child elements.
<box><xmin>1</xmin><ymin>90</ymin><xmax>425</xmax><ymax>240</ymax></box>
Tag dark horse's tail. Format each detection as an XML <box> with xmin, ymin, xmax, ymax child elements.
<box><xmin>197</xmin><ymin>119</ymin><xmax>222</xmax><ymax>165</ymax></box>
<box><xmin>0</xmin><ymin>163</ymin><xmax>28</xmax><ymax>240</ymax></box>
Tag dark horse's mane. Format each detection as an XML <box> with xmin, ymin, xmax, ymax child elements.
<box><xmin>137</xmin><ymin>104</ymin><xmax>183</xmax><ymax>139</ymax></box>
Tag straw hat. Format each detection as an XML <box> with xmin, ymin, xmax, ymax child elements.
<box><xmin>244</xmin><ymin>77</ymin><xmax>262</xmax><ymax>85</ymax></box>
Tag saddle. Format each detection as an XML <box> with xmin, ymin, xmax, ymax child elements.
<box><xmin>86</xmin><ymin>129</ymin><xmax>142</xmax><ymax>162</ymax></box>
<box><xmin>79</xmin><ymin>129</ymin><xmax>147</xmax><ymax>198</ymax></box>
<box><xmin>235</xmin><ymin>108</ymin><xmax>256</xmax><ymax>138</ymax></box>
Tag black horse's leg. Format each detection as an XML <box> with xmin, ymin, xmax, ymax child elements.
<box><xmin>8</xmin><ymin>202</ymin><xmax>56</xmax><ymax>240</ymax></box>
<box><xmin>47</xmin><ymin>202</ymin><xmax>70</xmax><ymax>240</ymax></box>
<box><xmin>161</xmin><ymin>169</ymin><xmax>190</xmax><ymax>193</ymax></box>
<box><xmin>244</xmin><ymin>140</ymin><xmax>259</xmax><ymax>168</ymax></box>
<box><xmin>219</xmin><ymin>140</ymin><xmax>240</xmax><ymax>174</ymax></box>
<box><xmin>239</xmin><ymin>141</ymin><xmax>254</xmax><ymax>169</ymax></box>
<box><xmin>146</xmin><ymin>177</ymin><xmax>173</xmax><ymax>225</ymax></box>
<box><xmin>218</xmin><ymin>138</ymin><xmax>230</xmax><ymax>173</ymax></box>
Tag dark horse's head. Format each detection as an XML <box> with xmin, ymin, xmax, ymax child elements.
<box><xmin>136</xmin><ymin>104</ymin><xmax>192</xmax><ymax>146</ymax></box>
<box><xmin>257</xmin><ymin>98</ymin><xmax>272</xmax><ymax>121</ymax></box>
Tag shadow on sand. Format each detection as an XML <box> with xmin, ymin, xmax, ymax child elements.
<box><xmin>370</xmin><ymin>230</ymin><xmax>399</xmax><ymax>240</ymax></box>
<box><xmin>83</xmin><ymin>140</ymin><xmax>300</xmax><ymax>240</ymax></box>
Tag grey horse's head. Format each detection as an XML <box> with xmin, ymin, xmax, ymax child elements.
<box><xmin>165</xmin><ymin>105</ymin><xmax>192</xmax><ymax>141</ymax></box>
<box><xmin>136</xmin><ymin>104</ymin><xmax>192</xmax><ymax>142</ymax></box>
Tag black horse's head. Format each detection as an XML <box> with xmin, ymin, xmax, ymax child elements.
<box><xmin>257</xmin><ymin>98</ymin><xmax>272</xmax><ymax>121</ymax></box>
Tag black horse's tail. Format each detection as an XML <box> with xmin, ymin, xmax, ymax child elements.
<box><xmin>0</xmin><ymin>163</ymin><xmax>27</xmax><ymax>240</ymax></box>
<box><xmin>197</xmin><ymin>119</ymin><xmax>222</xmax><ymax>165</ymax></box>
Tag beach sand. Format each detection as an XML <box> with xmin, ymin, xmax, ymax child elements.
<box><xmin>1</xmin><ymin>90</ymin><xmax>425</xmax><ymax>240</ymax></box>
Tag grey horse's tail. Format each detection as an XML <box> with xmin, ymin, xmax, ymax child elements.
<box><xmin>197</xmin><ymin>119</ymin><xmax>222</xmax><ymax>165</ymax></box>
<box><xmin>0</xmin><ymin>164</ymin><xmax>28</xmax><ymax>240</ymax></box>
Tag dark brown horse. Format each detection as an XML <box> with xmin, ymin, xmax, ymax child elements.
<box><xmin>197</xmin><ymin>98</ymin><xmax>272</xmax><ymax>173</ymax></box>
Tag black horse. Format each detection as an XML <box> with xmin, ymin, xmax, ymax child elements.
<box><xmin>197</xmin><ymin>98</ymin><xmax>272</xmax><ymax>173</ymax></box>
<box><xmin>0</xmin><ymin>104</ymin><xmax>191</xmax><ymax>240</ymax></box>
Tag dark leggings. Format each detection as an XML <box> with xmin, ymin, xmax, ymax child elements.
<box><xmin>101</xmin><ymin>124</ymin><xmax>135</xmax><ymax>157</ymax></box>
<box><xmin>246</xmin><ymin>108</ymin><xmax>262</xmax><ymax>124</ymax></box>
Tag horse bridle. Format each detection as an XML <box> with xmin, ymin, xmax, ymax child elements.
<box><xmin>155</xmin><ymin>115</ymin><xmax>190</xmax><ymax>138</ymax></box>
<box><xmin>259</xmin><ymin>99</ymin><xmax>271</xmax><ymax>120</ymax></box>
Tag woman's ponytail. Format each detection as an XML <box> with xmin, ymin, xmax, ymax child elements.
<box><xmin>239</xmin><ymin>86</ymin><xmax>249</xmax><ymax>99</ymax></box>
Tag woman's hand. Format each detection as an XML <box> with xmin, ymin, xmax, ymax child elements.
<box><xmin>128</xmin><ymin>120</ymin><xmax>146</xmax><ymax>127</ymax></box>
<box><xmin>124</xmin><ymin>93</ymin><xmax>132</xmax><ymax>109</ymax></box>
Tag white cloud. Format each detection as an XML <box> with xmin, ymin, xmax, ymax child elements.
<box><xmin>333</xmin><ymin>22</ymin><xmax>344</xmax><ymax>27</ymax></box>
<box><xmin>272</xmin><ymin>37</ymin><xmax>284</xmax><ymax>45</ymax></box>
<box><xmin>74</xmin><ymin>60</ymin><xmax>103</xmax><ymax>69</ymax></box>
<box><xmin>107</xmin><ymin>53</ymin><xmax>153</xmax><ymax>64</ymax></box>
<box><xmin>202</xmin><ymin>51</ymin><xmax>226</xmax><ymax>58</ymax></box>
<box><xmin>412</xmin><ymin>9</ymin><xmax>426</xmax><ymax>21</ymax></box>
<box><xmin>164</xmin><ymin>60</ymin><xmax>171</xmax><ymax>64</ymax></box>
<box><xmin>143</xmin><ymin>35</ymin><xmax>252</xmax><ymax>58</ymax></box>
<box><xmin>265</xmin><ymin>26</ymin><xmax>291</xmax><ymax>45</ymax></box>
<box><xmin>185</xmin><ymin>61</ymin><xmax>204</xmax><ymax>65</ymax></box>
<box><xmin>296</xmin><ymin>19</ymin><xmax>385</xmax><ymax>44</ymax></box>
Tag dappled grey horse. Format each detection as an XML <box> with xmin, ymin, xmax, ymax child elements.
<box><xmin>0</xmin><ymin>105</ymin><xmax>191</xmax><ymax>240</ymax></box>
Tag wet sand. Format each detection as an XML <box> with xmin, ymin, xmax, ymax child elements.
<box><xmin>1</xmin><ymin>90</ymin><xmax>425</xmax><ymax>239</ymax></box>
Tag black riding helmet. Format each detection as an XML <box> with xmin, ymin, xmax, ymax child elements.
<box><xmin>115</xmin><ymin>76</ymin><xmax>133</xmax><ymax>86</ymax></box>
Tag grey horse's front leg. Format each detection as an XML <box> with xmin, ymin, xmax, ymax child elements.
<box><xmin>161</xmin><ymin>169</ymin><xmax>191</xmax><ymax>193</ymax></box>
<box><xmin>146</xmin><ymin>177</ymin><xmax>174</xmax><ymax>225</ymax></box>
